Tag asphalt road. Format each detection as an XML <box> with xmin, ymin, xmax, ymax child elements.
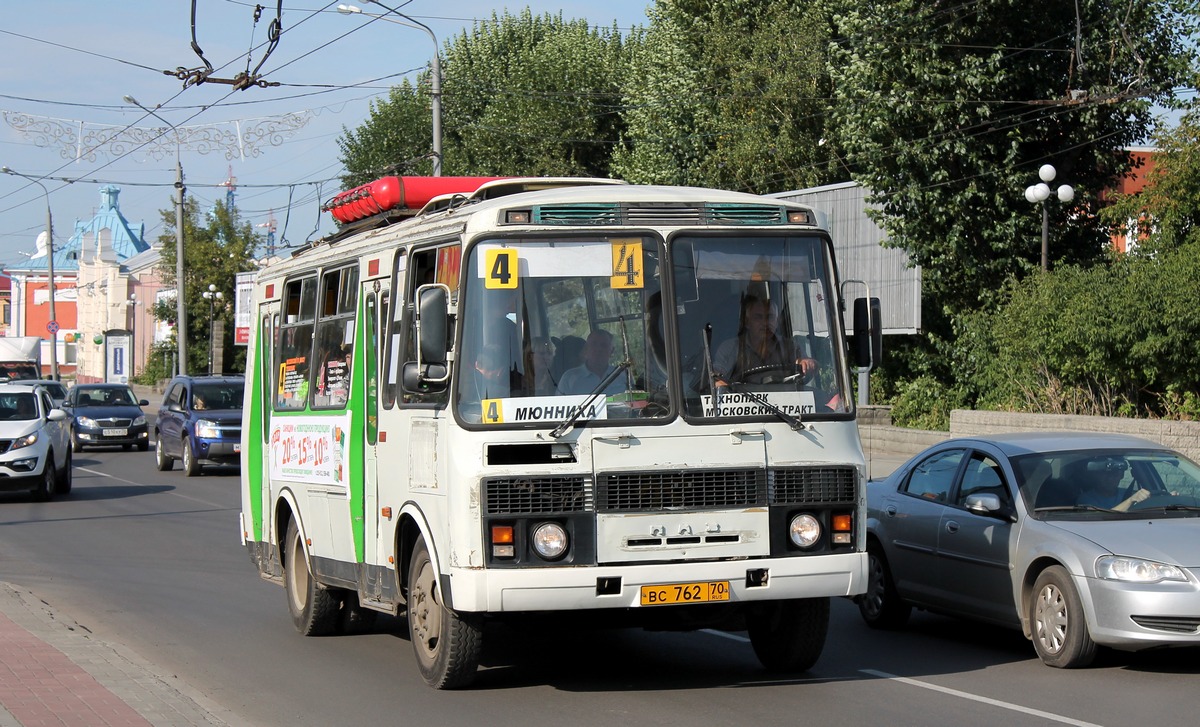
<box><xmin>2</xmin><ymin>447</ymin><xmax>1198</xmax><ymax>727</ymax></box>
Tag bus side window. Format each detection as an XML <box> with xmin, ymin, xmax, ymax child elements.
<box><xmin>383</xmin><ymin>250</ymin><xmax>406</xmax><ymax>409</ymax></box>
<box><xmin>401</xmin><ymin>246</ymin><xmax>455</xmax><ymax>406</ymax></box>
<box><xmin>311</xmin><ymin>265</ymin><xmax>358</xmax><ymax>410</ymax></box>
<box><xmin>260</xmin><ymin>313</ymin><xmax>273</xmax><ymax>442</ymax></box>
<box><xmin>276</xmin><ymin>277</ymin><xmax>316</xmax><ymax>410</ymax></box>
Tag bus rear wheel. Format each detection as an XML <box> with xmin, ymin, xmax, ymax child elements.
<box><xmin>283</xmin><ymin>519</ymin><xmax>340</xmax><ymax>636</ymax></box>
<box><xmin>407</xmin><ymin>538</ymin><xmax>482</xmax><ymax>689</ymax></box>
<box><xmin>746</xmin><ymin>597</ymin><xmax>829</xmax><ymax>672</ymax></box>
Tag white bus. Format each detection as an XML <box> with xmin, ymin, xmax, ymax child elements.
<box><xmin>239</xmin><ymin>176</ymin><xmax>882</xmax><ymax>688</ymax></box>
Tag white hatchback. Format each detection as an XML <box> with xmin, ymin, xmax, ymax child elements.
<box><xmin>0</xmin><ymin>383</ymin><xmax>72</xmax><ymax>500</ymax></box>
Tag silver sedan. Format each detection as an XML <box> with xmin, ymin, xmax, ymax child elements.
<box><xmin>858</xmin><ymin>432</ymin><xmax>1200</xmax><ymax>667</ymax></box>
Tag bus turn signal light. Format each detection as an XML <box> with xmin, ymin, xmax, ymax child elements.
<box><xmin>832</xmin><ymin>513</ymin><xmax>852</xmax><ymax>544</ymax></box>
<box><xmin>491</xmin><ymin>524</ymin><xmax>515</xmax><ymax>558</ymax></box>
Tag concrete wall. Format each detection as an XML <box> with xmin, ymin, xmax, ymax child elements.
<box><xmin>858</xmin><ymin>406</ymin><xmax>1200</xmax><ymax>463</ymax></box>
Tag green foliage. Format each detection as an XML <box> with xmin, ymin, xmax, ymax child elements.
<box><xmin>156</xmin><ymin>198</ymin><xmax>258</xmax><ymax>375</ymax></box>
<box><xmin>338</xmin><ymin>10</ymin><xmax>633</xmax><ymax>185</ymax></box>
<box><xmin>338</xmin><ymin>80</ymin><xmax>435</xmax><ymax>187</ymax></box>
<box><xmin>1102</xmin><ymin>92</ymin><xmax>1200</xmax><ymax>253</ymax></box>
<box><xmin>614</xmin><ymin>0</ymin><xmax>836</xmax><ymax>192</ymax></box>
<box><xmin>889</xmin><ymin>375</ymin><xmax>967</xmax><ymax>431</ymax></box>
<box><xmin>442</xmin><ymin>11</ymin><xmax>630</xmax><ymax>178</ymax></box>
<box><xmin>825</xmin><ymin>0</ymin><xmax>1197</xmax><ymax>327</ymax></box>
<box><xmin>133</xmin><ymin>341</ymin><xmax>176</xmax><ymax>386</ymax></box>
<box><xmin>955</xmin><ymin>238</ymin><xmax>1200</xmax><ymax>419</ymax></box>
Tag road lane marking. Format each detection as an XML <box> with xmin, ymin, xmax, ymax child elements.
<box><xmin>75</xmin><ymin>467</ymin><xmax>229</xmax><ymax>509</ymax></box>
<box><xmin>860</xmin><ymin>669</ymin><xmax>1103</xmax><ymax>727</ymax></box>
<box><xmin>76</xmin><ymin>467</ymin><xmax>146</xmax><ymax>487</ymax></box>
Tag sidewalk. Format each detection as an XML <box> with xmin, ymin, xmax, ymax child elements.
<box><xmin>0</xmin><ymin>582</ymin><xmax>234</xmax><ymax>727</ymax></box>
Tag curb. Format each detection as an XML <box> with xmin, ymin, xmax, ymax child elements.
<box><xmin>0</xmin><ymin>582</ymin><xmax>238</xmax><ymax>727</ymax></box>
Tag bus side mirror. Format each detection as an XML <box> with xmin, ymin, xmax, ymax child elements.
<box><xmin>853</xmin><ymin>297</ymin><xmax>882</xmax><ymax>370</ymax></box>
<box><xmin>404</xmin><ymin>283</ymin><xmax>450</xmax><ymax>392</ymax></box>
<box><xmin>402</xmin><ymin>361</ymin><xmax>449</xmax><ymax>392</ymax></box>
<box><xmin>416</xmin><ymin>284</ymin><xmax>449</xmax><ymax>367</ymax></box>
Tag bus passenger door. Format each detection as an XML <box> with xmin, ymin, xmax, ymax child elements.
<box><xmin>252</xmin><ymin>305</ymin><xmax>278</xmax><ymax>546</ymax></box>
<box><xmin>361</xmin><ymin>284</ymin><xmax>385</xmax><ymax>577</ymax></box>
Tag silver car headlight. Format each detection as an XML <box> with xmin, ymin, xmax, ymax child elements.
<box><xmin>531</xmin><ymin>522</ymin><xmax>568</xmax><ymax>560</ymax></box>
<box><xmin>9</xmin><ymin>432</ymin><xmax>38</xmax><ymax>451</ymax></box>
<box><xmin>789</xmin><ymin>513</ymin><xmax>822</xmax><ymax>548</ymax></box>
<box><xmin>1095</xmin><ymin>555</ymin><xmax>1187</xmax><ymax>584</ymax></box>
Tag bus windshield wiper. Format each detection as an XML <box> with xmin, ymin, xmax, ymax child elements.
<box><xmin>725</xmin><ymin>383</ymin><xmax>806</xmax><ymax>431</ymax></box>
<box><xmin>548</xmin><ymin>318</ymin><xmax>633</xmax><ymax>439</ymax></box>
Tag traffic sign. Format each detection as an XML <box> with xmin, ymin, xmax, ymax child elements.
<box><xmin>46</xmin><ymin>320</ymin><xmax>60</xmax><ymax>334</ymax></box>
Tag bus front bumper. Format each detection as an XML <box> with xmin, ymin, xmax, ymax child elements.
<box><xmin>446</xmin><ymin>551</ymin><xmax>868</xmax><ymax>613</ymax></box>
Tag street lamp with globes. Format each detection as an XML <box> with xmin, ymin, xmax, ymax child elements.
<box><xmin>202</xmin><ymin>284</ymin><xmax>223</xmax><ymax>374</ymax></box>
<box><xmin>1024</xmin><ymin>164</ymin><xmax>1075</xmax><ymax>272</ymax></box>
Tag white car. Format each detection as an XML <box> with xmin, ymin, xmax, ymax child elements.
<box><xmin>0</xmin><ymin>383</ymin><xmax>72</xmax><ymax>500</ymax></box>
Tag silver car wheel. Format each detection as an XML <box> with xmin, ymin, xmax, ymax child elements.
<box><xmin>1033</xmin><ymin>581</ymin><xmax>1068</xmax><ymax>654</ymax></box>
<box><xmin>1029</xmin><ymin>565</ymin><xmax>1096</xmax><ymax>668</ymax></box>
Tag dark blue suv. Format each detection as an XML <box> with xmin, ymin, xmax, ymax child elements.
<box><xmin>155</xmin><ymin>375</ymin><xmax>244</xmax><ymax>476</ymax></box>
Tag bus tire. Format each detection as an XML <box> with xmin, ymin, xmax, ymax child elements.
<box><xmin>746</xmin><ymin>597</ymin><xmax>829</xmax><ymax>673</ymax></box>
<box><xmin>284</xmin><ymin>519</ymin><xmax>340</xmax><ymax>636</ymax></box>
<box><xmin>408</xmin><ymin>538</ymin><xmax>482</xmax><ymax>689</ymax></box>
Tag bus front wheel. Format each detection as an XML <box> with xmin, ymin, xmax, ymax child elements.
<box><xmin>746</xmin><ymin>597</ymin><xmax>829</xmax><ymax>672</ymax></box>
<box><xmin>283</xmin><ymin>519</ymin><xmax>340</xmax><ymax>636</ymax></box>
<box><xmin>407</xmin><ymin>539</ymin><xmax>482</xmax><ymax>689</ymax></box>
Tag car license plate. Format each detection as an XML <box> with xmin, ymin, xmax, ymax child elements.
<box><xmin>640</xmin><ymin>580</ymin><xmax>730</xmax><ymax>606</ymax></box>
<box><xmin>102</xmin><ymin>428</ymin><xmax>128</xmax><ymax>436</ymax></box>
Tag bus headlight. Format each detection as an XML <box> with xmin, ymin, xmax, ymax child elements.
<box><xmin>531</xmin><ymin>522</ymin><xmax>568</xmax><ymax>560</ymax></box>
<box><xmin>789</xmin><ymin>513</ymin><xmax>822</xmax><ymax>548</ymax></box>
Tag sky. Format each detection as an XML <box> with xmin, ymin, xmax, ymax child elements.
<box><xmin>0</xmin><ymin>0</ymin><xmax>654</xmax><ymax>267</ymax></box>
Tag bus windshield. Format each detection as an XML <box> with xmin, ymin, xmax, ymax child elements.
<box><xmin>453</xmin><ymin>232</ymin><xmax>849</xmax><ymax>426</ymax></box>
<box><xmin>671</xmin><ymin>234</ymin><xmax>849</xmax><ymax>420</ymax></box>
<box><xmin>455</xmin><ymin>237</ymin><xmax>667</xmax><ymax>425</ymax></box>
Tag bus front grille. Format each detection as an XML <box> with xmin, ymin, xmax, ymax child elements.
<box><xmin>597</xmin><ymin>468</ymin><xmax>765</xmax><ymax>513</ymax></box>
<box><xmin>769</xmin><ymin>467</ymin><xmax>856</xmax><ymax>505</ymax></box>
<box><xmin>484</xmin><ymin>475</ymin><xmax>592</xmax><ymax>515</ymax></box>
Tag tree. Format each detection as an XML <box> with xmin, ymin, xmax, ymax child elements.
<box><xmin>614</xmin><ymin>0</ymin><xmax>838</xmax><ymax>193</ymax></box>
<box><xmin>825</xmin><ymin>0</ymin><xmax>1197</xmax><ymax>323</ymax></box>
<box><xmin>337</xmin><ymin>10</ymin><xmax>633</xmax><ymax>186</ymax></box>
<box><xmin>338</xmin><ymin>79</ymin><xmax>437</xmax><ymax>187</ymax></box>
<box><xmin>1102</xmin><ymin>84</ymin><xmax>1200</xmax><ymax>253</ymax></box>
<box><xmin>156</xmin><ymin>198</ymin><xmax>259</xmax><ymax>374</ymax></box>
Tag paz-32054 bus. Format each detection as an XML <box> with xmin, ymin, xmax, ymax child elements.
<box><xmin>239</xmin><ymin>176</ymin><xmax>881</xmax><ymax>689</ymax></box>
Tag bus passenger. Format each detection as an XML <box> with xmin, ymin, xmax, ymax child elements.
<box><xmin>525</xmin><ymin>337</ymin><xmax>557</xmax><ymax>396</ymax></box>
<box><xmin>467</xmin><ymin>343</ymin><xmax>511</xmax><ymax>401</ymax></box>
<box><xmin>556</xmin><ymin>329</ymin><xmax>624</xmax><ymax>396</ymax></box>
<box><xmin>712</xmin><ymin>295</ymin><xmax>817</xmax><ymax>386</ymax></box>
